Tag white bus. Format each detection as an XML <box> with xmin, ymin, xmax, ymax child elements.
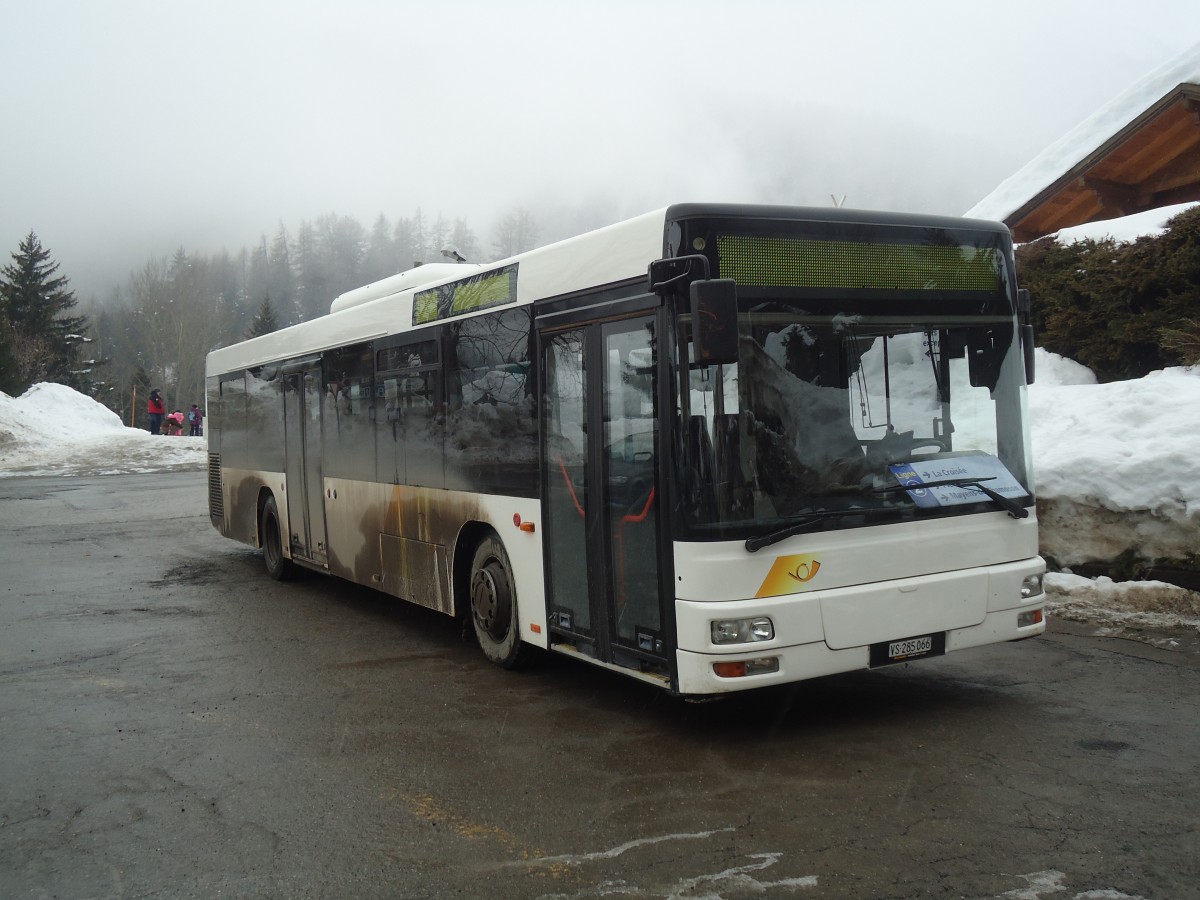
<box><xmin>205</xmin><ymin>203</ymin><xmax>1045</xmax><ymax>695</ymax></box>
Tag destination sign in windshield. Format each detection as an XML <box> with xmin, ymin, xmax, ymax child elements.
<box><xmin>887</xmin><ymin>454</ymin><xmax>1026</xmax><ymax>509</ymax></box>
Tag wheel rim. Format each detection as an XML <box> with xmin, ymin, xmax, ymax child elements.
<box><xmin>264</xmin><ymin>512</ymin><xmax>280</xmax><ymax>567</ymax></box>
<box><xmin>472</xmin><ymin>560</ymin><xmax>511</xmax><ymax>641</ymax></box>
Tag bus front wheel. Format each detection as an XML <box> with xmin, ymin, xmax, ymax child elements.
<box><xmin>469</xmin><ymin>536</ymin><xmax>527</xmax><ymax>669</ymax></box>
<box><xmin>261</xmin><ymin>495</ymin><xmax>296</xmax><ymax>581</ymax></box>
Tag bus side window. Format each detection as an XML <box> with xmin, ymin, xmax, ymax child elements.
<box><xmin>322</xmin><ymin>341</ymin><xmax>375</xmax><ymax>481</ymax></box>
<box><xmin>444</xmin><ymin>307</ymin><xmax>536</xmax><ymax>494</ymax></box>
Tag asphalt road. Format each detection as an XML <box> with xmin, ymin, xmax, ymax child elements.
<box><xmin>1</xmin><ymin>472</ymin><xmax>1198</xmax><ymax>900</ymax></box>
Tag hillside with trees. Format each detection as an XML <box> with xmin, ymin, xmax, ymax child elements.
<box><xmin>2</xmin><ymin>206</ymin><xmax>540</xmax><ymax>428</ymax></box>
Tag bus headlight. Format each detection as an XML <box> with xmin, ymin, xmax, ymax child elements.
<box><xmin>711</xmin><ymin>616</ymin><xmax>775</xmax><ymax>645</ymax></box>
<box><xmin>1021</xmin><ymin>574</ymin><xmax>1044</xmax><ymax>599</ymax></box>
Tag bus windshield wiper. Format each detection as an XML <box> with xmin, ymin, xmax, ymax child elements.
<box><xmin>875</xmin><ymin>477</ymin><xmax>1030</xmax><ymax>519</ymax></box>
<box><xmin>744</xmin><ymin>508</ymin><xmax>890</xmax><ymax>553</ymax></box>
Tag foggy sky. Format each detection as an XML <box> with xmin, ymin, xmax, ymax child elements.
<box><xmin>4</xmin><ymin>0</ymin><xmax>1200</xmax><ymax>300</ymax></box>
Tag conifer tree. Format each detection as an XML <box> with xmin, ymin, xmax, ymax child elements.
<box><xmin>0</xmin><ymin>307</ymin><xmax>20</xmax><ymax>395</ymax></box>
<box><xmin>0</xmin><ymin>231</ymin><xmax>90</xmax><ymax>393</ymax></box>
<box><xmin>1016</xmin><ymin>205</ymin><xmax>1200</xmax><ymax>381</ymax></box>
<box><xmin>247</xmin><ymin>295</ymin><xmax>280</xmax><ymax>339</ymax></box>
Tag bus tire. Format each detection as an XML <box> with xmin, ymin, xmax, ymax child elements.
<box><xmin>261</xmin><ymin>494</ymin><xmax>296</xmax><ymax>581</ymax></box>
<box><xmin>469</xmin><ymin>535</ymin><xmax>527</xmax><ymax>669</ymax></box>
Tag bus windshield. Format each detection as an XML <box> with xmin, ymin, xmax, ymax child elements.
<box><xmin>676</xmin><ymin>297</ymin><xmax>1033</xmax><ymax>540</ymax></box>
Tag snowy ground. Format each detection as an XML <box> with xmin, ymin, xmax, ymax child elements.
<box><xmin>2</xmin><ymin>366</ymin><xmax>1197</xmax><ymax>635</ymax></box>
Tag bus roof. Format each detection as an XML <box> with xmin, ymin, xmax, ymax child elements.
<box><xmin>206</xmin><ymin>208</ymin><xmax>670</xmax><ymax>376</ymax></box>
<box><xmin>205</xmin><ymin>203</ymin><xmax>1009</xmax><ymax>377</ymax></box>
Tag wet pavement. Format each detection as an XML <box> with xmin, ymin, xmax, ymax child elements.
<box><xmin>2</xmin><ymin>472</ymin><xmax>1198</xmax><ymax>899</ymax></box>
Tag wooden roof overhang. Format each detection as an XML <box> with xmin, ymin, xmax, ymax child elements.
<box><xmin>1007</xmin><ymin>83</ymin><xmax>1200</xmax><ymax>242</ymax></box>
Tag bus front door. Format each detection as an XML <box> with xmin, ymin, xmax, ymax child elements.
<box><xmin>541</xmin><ymin>314</ymin><xmax>666</xmax><ymax>675</ymax></box>
<box><xmin>282</xmin><ymin>366</ymin><xmax>328</xmax><ymax>567</ymax></box>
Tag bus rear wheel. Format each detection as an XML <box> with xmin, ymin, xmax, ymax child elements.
<box><xmin>261</xmin><ymin>495</ymin><xmax>296</xmax><ymax>581</ymax></box>
<box><xmin>469</xmin><ymin>536</ymin><xmax>527</xmax><ymax>669</ymax></box>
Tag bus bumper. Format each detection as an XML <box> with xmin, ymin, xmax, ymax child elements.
<box><xmin>673</xmin><ymin>560</ymin><xmax>1047</xmax><ymax>695</ymax></box>
<box><xmin>675</xmin><ymin>606</ymin><xmax>1045</xmax><ymax>695</ymax></box>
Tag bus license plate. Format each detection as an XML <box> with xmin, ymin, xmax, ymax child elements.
<box><xmin>868</xmin><ymin>632</ymin><xmax>945</xmax><ymax>667</ymax></box>
<box><xmin>889</xmin><ymin>636</ymin><xmax>933</xmax><ymax>659</ymax></box>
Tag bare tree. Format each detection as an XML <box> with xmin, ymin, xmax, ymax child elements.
<box><xmin>491</xmin><ymin>208</ymin><xmax>539</xmax><ymax>260</ymax></box>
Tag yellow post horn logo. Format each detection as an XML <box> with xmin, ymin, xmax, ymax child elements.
<box><xmin>755</xmin><ymin>554</ymin><xmax>823</xmax><ymax>598</ymax></box>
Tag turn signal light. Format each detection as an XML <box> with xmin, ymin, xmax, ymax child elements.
<box><xmin>713</xmin><ymin>657</ymin><xmax>779</xmax><ymax>678</ymax></box>
<box><xmin>1017</xmin><ymin>609</ymin><xmax>1043</xmax><ymax>628</ymax></box>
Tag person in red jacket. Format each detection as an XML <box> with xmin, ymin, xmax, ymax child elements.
<box><xmin>147</xmin><ymin>388</ymin><xmax>165</xmax><ymax>435</ymax></box>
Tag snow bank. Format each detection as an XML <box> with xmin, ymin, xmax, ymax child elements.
<box><xmin>1046</xmin><ymin>572</ymin><xmax>1200</xmax><ymax>633</ymax></box>
<box><xmin>1033</xmin><ymin>348</ymin><xmax>1097</xmax><ymax>386</ymax></box>
<box><xmin>0</xmin><ymin>382</ymin><xmax>126</xmax><ymax>442</ymax></box>
<box><xmin>1029</xmin><ymin>362</ymin><xmax>1200</xmax><ymax>582</ymax></box>
<box><xmin>0</xmin><ymin>383</ymin><xmax>205</xmax><ymax>477</ymax></box>
<box><xmin>1030</xmin><ymin>365</ymin><xmax>1200</xmax><ymax>518</ymax></box>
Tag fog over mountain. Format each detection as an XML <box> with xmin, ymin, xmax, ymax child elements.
<box><xmin>4</xmin><ymin>1</ymin><xmax>1199</xmax><ymax>300</ymax></box>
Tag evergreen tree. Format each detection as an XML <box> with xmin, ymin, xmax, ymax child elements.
<box><xmin>0</xmin><ymin>231</ymin><xmax>90</xmax><ymax>393</ymax></box>
<box><xmin>393</xmin><ymin>216</ymin><xmax>420</xmax><ymax>271</ymax></box>
<box><xmin>246</xmin><ymin>236</ymin><xmax>271</xmax><ymax>311</ymax></box>
<box><xmin>269</xmin><ymin>223</ymin><xmax>297</xmax><ymax>323</ymax></box>
<box><xmin>363</xmin><ymin>214</ymin><xmax>397</xmax><ymax>282</ymax></box>
<box><xmin>247</xmin><ymin>295</ymin><xmax>280</xmax><ymax>338</ymax></box>
<box><xmin>315</xmin><ymin>213</ymin><xmax>366</xmax><ymax>297</ymax></box>
<box><xmin>292</xmin><ymin>220</ymin><xmax>326</xmax><ymax>321</ymax></box>
<box><xmin>1016</xmin><ymin>205</ymin><xmax>1200</xmax><ymax>381</ymax></box>
<box><xmin>0</xmin><ymin>307</ymin><xmax>20</xmax><ymax>395</ymax></box>
<box><xmin>129</xmin><ymin>363</ymin><xmax>152</xmax><ymax>429</ymax></box>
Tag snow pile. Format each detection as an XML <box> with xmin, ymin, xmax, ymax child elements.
<box><xmin>0</xmin><ymin>384</ymin><xmax>205</xmax><ymax>477</ymax></box>
<box><xmin>1028</xmin><ymin>356</ymin><xmax>1200</xmax><ymax>633</ymax></box>
<box><xmin>1032</xmin><ymin>348</ymin><xmax>1097</xmax><ymax>386</ymax></box>
<box><xmin>1046</xmin><ymin>572</ymin><xmax>1200</xmax><ymax>634</ymax></box>
<box><xmin>0</xmin><ymin>382</ymin><xmax>128</xmax><ymax>440</ymax></box>
<box><xmin>1032</xmin><ymin>378</ymin><xmax>1200</xmax><ymax>601</ymax></box>
<box><xmin>1030</xmin><ymin>364</ymin><xmax>1200</xmax><ymax>518</ymax></box>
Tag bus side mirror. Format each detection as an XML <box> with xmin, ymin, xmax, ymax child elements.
<box><xmin>1021</xmin><ymin>323</ymin><xmax>1036</xmax><ymax>384</ymax></box>
<box><xmin>1017</xmin><ymin>288</ymin><xmax>1035</xmax><ymax>384</ymax></box>
<box><xmin>967</xmin><ymin>329</ymin><xmax>1004</xmax><ymax>391</ymax></box>
<box><xmin>690</xmin><ymin>279</ymin><xmax>739</xmax><ymax>365</ymax></box>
